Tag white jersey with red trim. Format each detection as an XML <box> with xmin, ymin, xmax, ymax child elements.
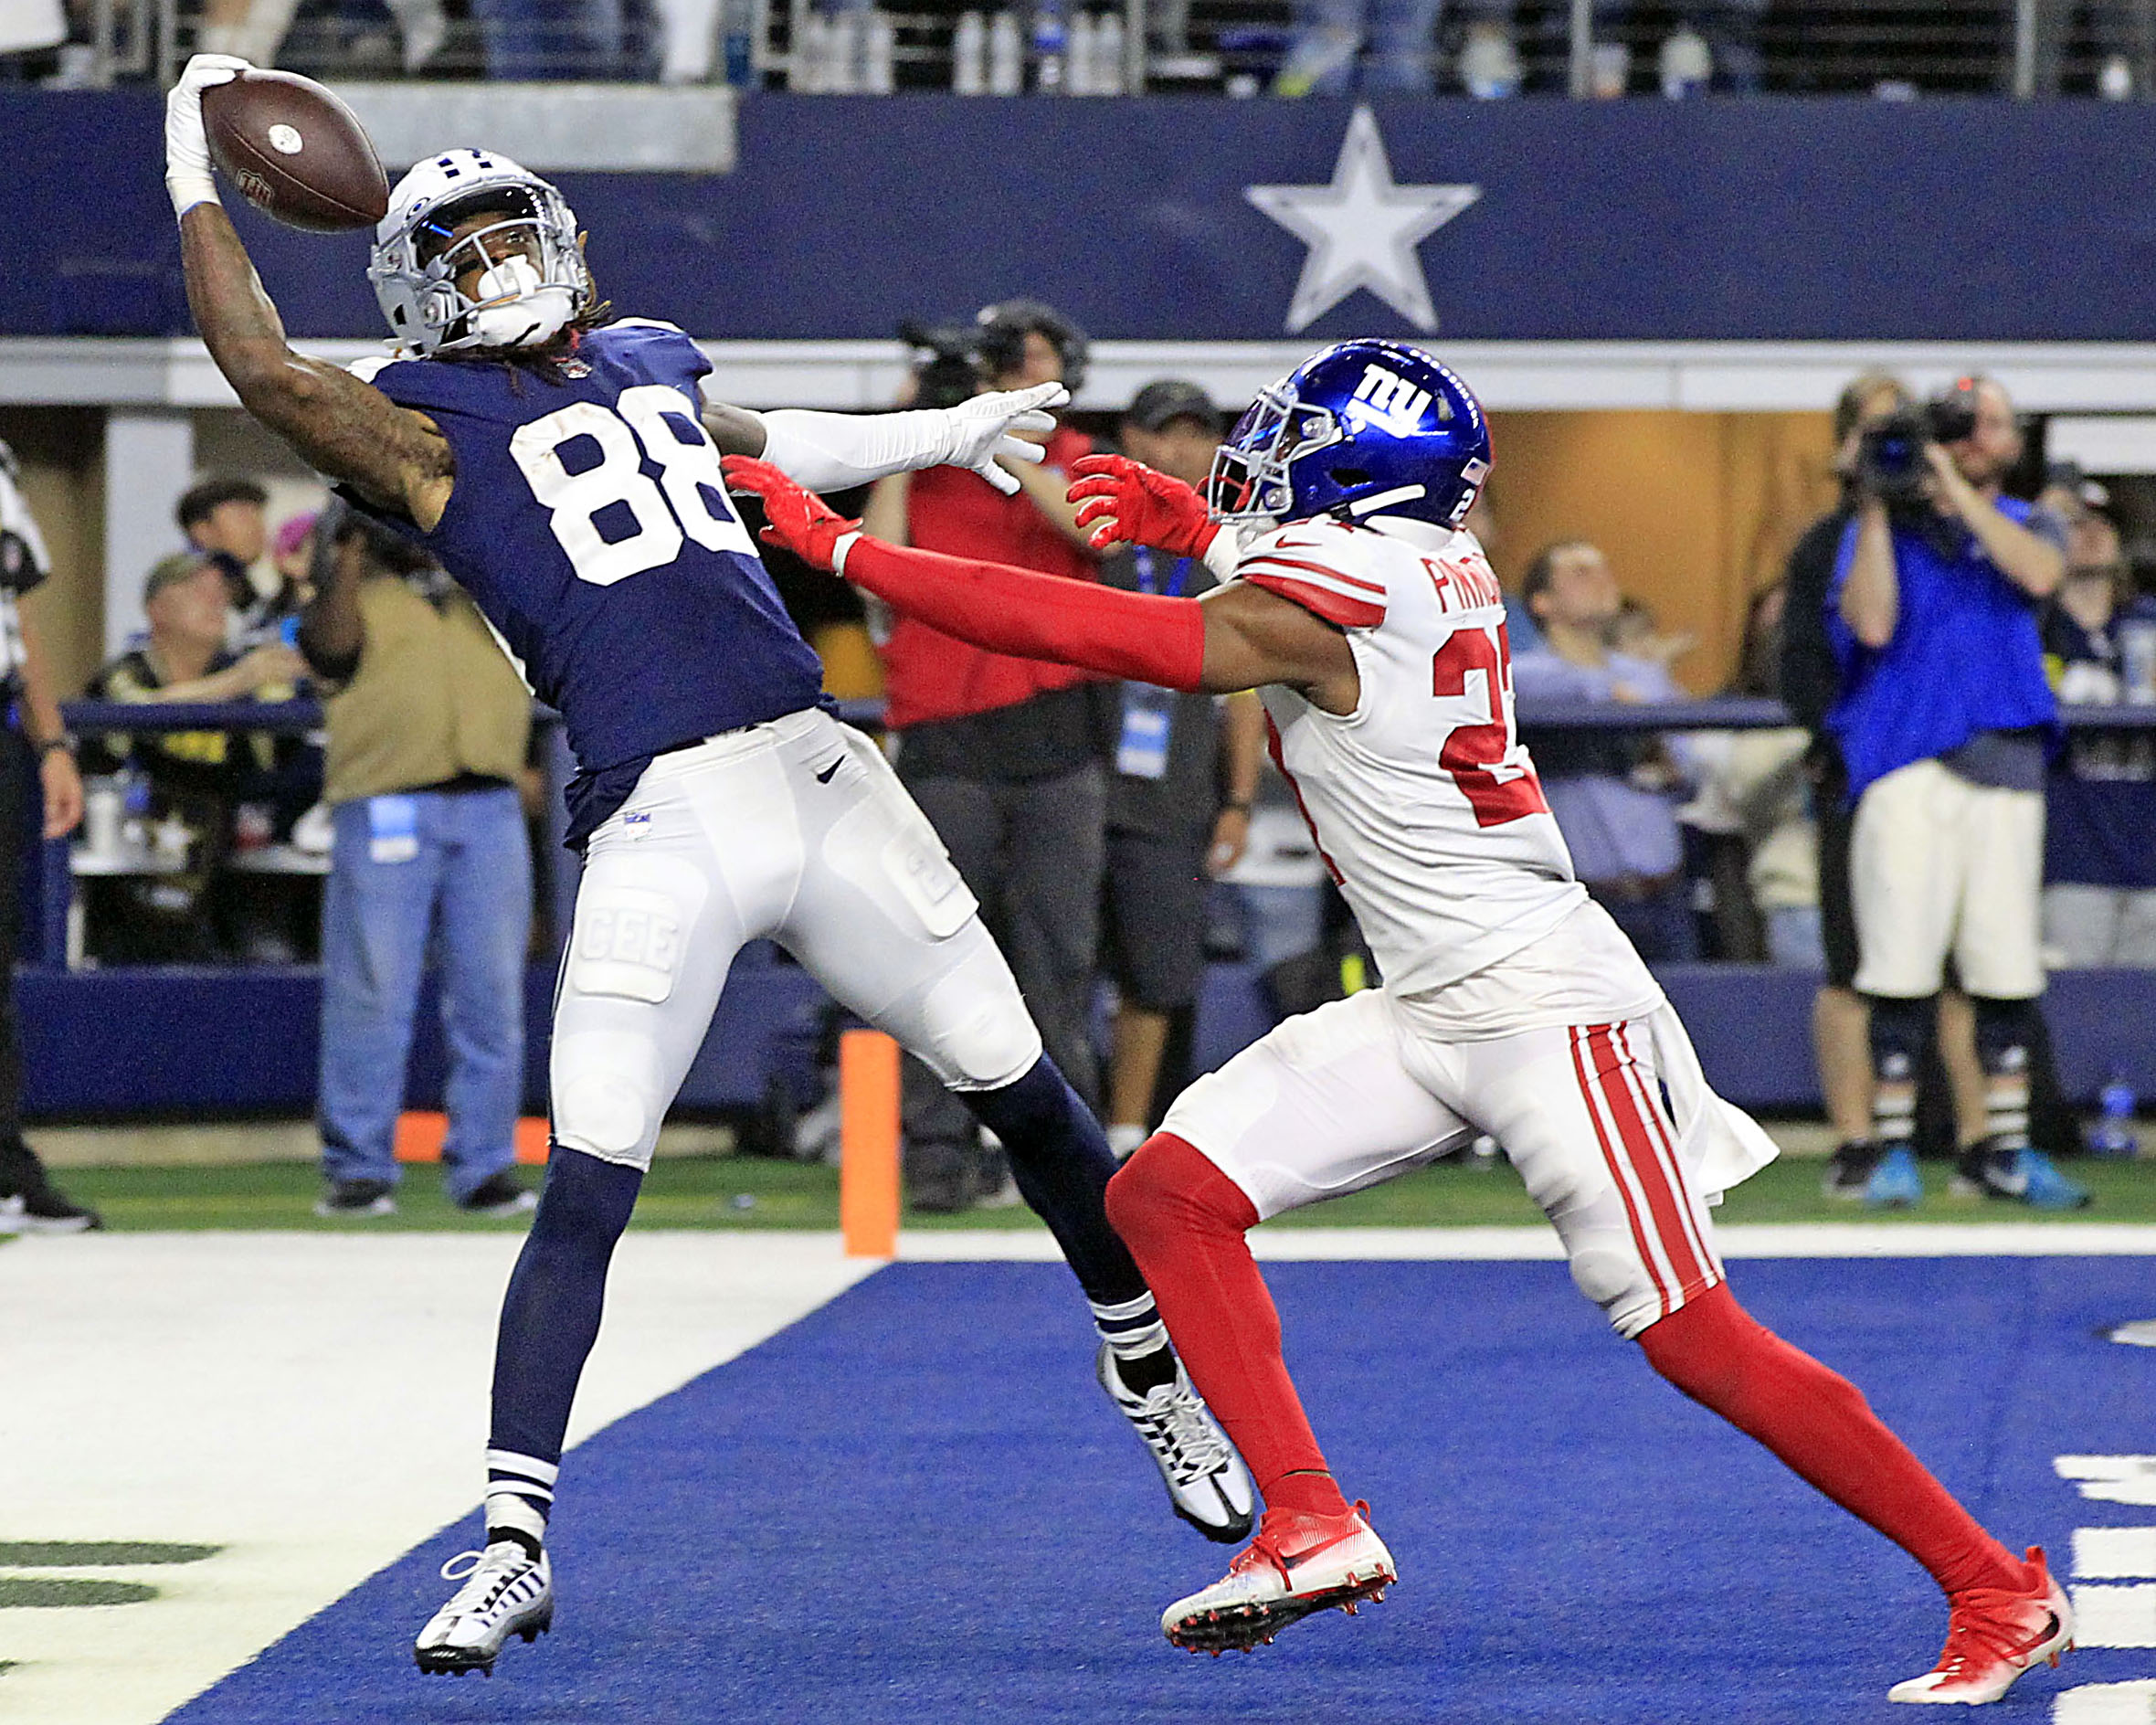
<box><xmin>1237</xmin><ymin>514</ymin><xmax>1587</xmax><ymax>995</ymax></box>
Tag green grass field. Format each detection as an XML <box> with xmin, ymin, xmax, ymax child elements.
<box><xmin>40</xmin><ymin>1148</ymin><xmax>2156</xmax><ymax>1233</ymax></box>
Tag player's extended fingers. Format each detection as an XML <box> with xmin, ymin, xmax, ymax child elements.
<box><xmin>973</xmin><ymin>459</ymin><xmax>1022</xmax><ymax>496</ymax></box>
<box><xmin>1072</xmin><ymin>494</ymin><xmax>1115</xmax><ymax>526</ymax></box>
<box><xmin>1085</xmin><ymin>520</ymin><xmax>1127</xmax><ymax>550</ymax></box>
<box><xmin>1068</xmin><ymin>451</ymin><xmax>1135</xmax><ymax>481</ymax></box>
<box><xmin>992</xmin><ymin>433</ymin><xmax>1047</xmax><ymax>467</ymax></box>
<box><xmin>180</xmin><ymin>51</ymin><xmax>249</xmax><ymax>86</ymax></box>
<box><xmin>1002</xmin><ymin>381</ymin><xmax>1070</xmax><ymax>416</ymax></box>
<box><xmin>1065</xmin><ymin>473</ymin><xmax>1113</xmax><ymax>500</ymax></box>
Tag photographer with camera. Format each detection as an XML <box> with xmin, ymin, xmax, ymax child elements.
<box><xmin>859</xmin><ymin>299</ymin><xmax>1109</xmax><ymax>1212</ymax></box>
<box><xmin>1827</xmin><ymin>374</ymin><xmax>2087</xmax><ymax>1209</ymax></box>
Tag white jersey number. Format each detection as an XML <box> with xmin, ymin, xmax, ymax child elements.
<box><xmin>507</xmin><ymin>385</ymin><xmax>757</xmax><ymax>587</ymax></box>
<box><xmin>1431</xmin><ymin>621</ymin><xmax>1548</xmax><ymax>828</ymax></box>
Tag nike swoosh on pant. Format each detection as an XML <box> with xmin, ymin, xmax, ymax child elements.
<box><xmin>814</xmin><ymin>759</ymin><xmax>842</xmax><ymax>783</ymax></box>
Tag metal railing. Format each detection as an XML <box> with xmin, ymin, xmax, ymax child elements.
<box><xmin>68</xmin><ymin>0</ymin><xmax>2156</xmax><ymax>97</ymax></box>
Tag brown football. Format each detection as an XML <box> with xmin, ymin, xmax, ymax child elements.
<box><xmin>201</xmin><ymin>69</ymin><xmax>389</xmax><ymax>234</ymax></box>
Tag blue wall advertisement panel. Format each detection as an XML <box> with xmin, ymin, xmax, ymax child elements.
<box><xmin>7</xmin><ymin>91</ymin><xmax>2156</xmax><ymax>344</ymax></box>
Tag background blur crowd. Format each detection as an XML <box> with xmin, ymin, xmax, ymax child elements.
<box><xmin>6</xmin><ymin>0</ymin><xmax>2155</xmax><ymax>100</ymax></box>
<box><xmin>3</xmin><ymin>295</ymin><xmax>2146</xmax><ymax>1218</ymax></box>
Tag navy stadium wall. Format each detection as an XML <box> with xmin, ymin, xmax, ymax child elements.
<box><xmin>6</xmin><ymin>92</ymin><xmax>2156</xmax><ymax>343</ymax></box>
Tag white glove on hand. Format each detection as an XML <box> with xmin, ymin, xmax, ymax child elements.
<box><xmin>936</xmin><ymin>381</ymin><xmax>1070</xmax><ymax>496</ymax></box>
<box><xmin>165</xmin><ymin>53</ymin><xmax>249</xmax><ymax>219</ymax></box>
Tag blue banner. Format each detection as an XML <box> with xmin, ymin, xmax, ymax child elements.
<box><xmin>9</xmin><ymin>90</ymin><xmax>2156</xmax><ymax>343</ymax></box>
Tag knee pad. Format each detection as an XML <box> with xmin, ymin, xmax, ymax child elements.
<box><xmin>1971</xmin><ymin>995</ymin><xmax>2036</xmax><ymax>1079</ymax></box>
<box><xmin>1864</xmin><ymin>992</ymin><xmax>1934</xmax><ymax>1085</ymax></box>
<box><xmin>916</xmin><ymin>964</ymin><xmax>1042</xmax><ymax>1091</ymax></box>
<box><xmin>1108</xmin><ymin>1134</ymin><xmax>1256</xmax><ymax>1255</ymax></box>
<box><xmin>551</xmin><ymin>1029</ymin><xmax>660</xmax><ymax>1166</ymax></box>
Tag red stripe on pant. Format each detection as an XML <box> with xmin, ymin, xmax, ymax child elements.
<box><xmin>1569</xmin><ymin>1024</ymin><xmax>1675</xmax><ymax>1317</ymax></box>
<box><xmin>1584</xmin><ymin>1023</ymin><xmax>1715</xmax><ymax>1304</ymax></box>
<box><xmin>1612</xmin><ymin>1022</ymin><xmax>1719</xmax><ymax>1287</ymax></box>
<box><xmin>1105</xmin><ymin>1133</ymin><xmax>1348</xmax><ymax>1519</ymax></box>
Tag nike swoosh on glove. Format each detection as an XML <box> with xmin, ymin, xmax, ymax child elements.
<box><xmin>722</xmin><ymin>456</ymin><xmax>862</xmax><ymax>573</ymax></box>
<box><xmin>1065</xmin><ymin>453</ymin><xmax>1222</xmax><ymax>558</ymax></box>
<box><xmin>166</xmin><ymin>53</ymin><xmax>250</xmax><ymax>218</ymax></box>
<box><xmin>937</xmin><ymin>381</ymin><xmax>1070</xmax><ymax>495</ymax></box>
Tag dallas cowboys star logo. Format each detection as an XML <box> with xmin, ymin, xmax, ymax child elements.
<box><xmin>1245</xmin><ymin>106</ymin><xmax>1482</xmax><ymax>334</ymax></box>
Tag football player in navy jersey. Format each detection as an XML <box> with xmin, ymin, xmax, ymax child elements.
<box><xmin>164</xmin><ymin>54</ymin><xmax>1253</xmax><ymax>1676</ymax></box>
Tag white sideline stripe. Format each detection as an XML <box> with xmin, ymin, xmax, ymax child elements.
<box><xmin>2057</xmin><ymin>1680</ymin><xmax>2156</xmax><ymax>1723</ymax></box>
<box><xmin>2078</xmin><ymin>1529</ymin><xmax>2156</xmax><ymax>1579</ymax></box>
<box><xmin>0</xmin><ymin>1232</ymin><xmax>877</xmax><ymax>1725</ymax></box>
<box><xmin>899</xmin><ymin>1222</ymin><xmax>2156</xmax><ymax>1262</ymax></box>
<box><xmin>2071</xmin><ymin>1584</ymin><xmax>2156</xmax><ymax>1647</ymax></box>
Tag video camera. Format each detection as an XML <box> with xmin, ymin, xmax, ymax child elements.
<box><xmin>898</xmin><ymin>320</ymin><xmax>984</xmax><ymax>412</ymax></box>
<box><xmin>1854</xmin><ymin>384</ymin><xmax>1982</xmax><ymax>506</ymax></box>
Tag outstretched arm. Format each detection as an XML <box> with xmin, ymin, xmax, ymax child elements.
<box><xmin>703</xmin><ymin>384</ymin><xmax>1067</xmax><ymax>497</ymax></box>
<box><xmin>723</xmin><ymin>457</ymin><xmax>1357</xmax><ymax>706</ymax></box>
<box><xmin>167</xmin><ymin>57</ymin><xmax>452</xmax><ymax>526</ymax></box>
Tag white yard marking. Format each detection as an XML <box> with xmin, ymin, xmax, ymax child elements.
<box><xmin>0</xmin><ymin>1232</ymin><xmax>877</xmax><ymax>1725</ymax></box>
<box><xmin>2071</xmin><ymin>1586</ymin><xmax>2156</xmax><ymax>1648</ymax></box>
<box><xmin>2061</xmin><ymin>1459</ymin><xmax>2156</xmax><ymax>1508</ymax></box>
<box><xmin>902</xmin><ymin>1222</ymin><xmax>2156</xmax><ymax>1262</ymax></box>
<box><xmin>2057</xmin><ymin>1680</ymin><xmax>2156</xmax><ymax>1723</ymax></box>
<box><xmin>2080</xmin><ymin>1529</ymin><xmax>2156</xmax><ymax>1579</ymax></box>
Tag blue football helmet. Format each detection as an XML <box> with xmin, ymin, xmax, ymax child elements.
<box><xmin>1208</xmin><ymin>340</ymin><xmax>1492</xmax><ymax>531</ymax></box>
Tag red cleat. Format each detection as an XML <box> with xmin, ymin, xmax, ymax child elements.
<box><xmin>1889</xmin><ymin>1547</ymin><xmax>2074</xmax><ymax>1705</ymax></box>
<box><xmin>1160</xmin><ymin>1501</ymin><xmax>1395</xmax><ymax>1655</ymax></box>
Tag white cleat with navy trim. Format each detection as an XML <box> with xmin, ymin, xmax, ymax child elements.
<box><xmin>414</xmin><ymin>1540</ymin><xmax>553</xmax><ymax>1676</ymax></box>
<box><xmin>1888</xmin><ymin>1547</ymin><xmax>2074</xmax><ymax>1705</ymax></box>
<box><xmin>1096</xmin><ymin>1343</ymin><xmax>1256</xmax><ymax>1544</ymax></box>
<box><xmin>1162</xmin><ymin>1500</ymin><xmax>1395</xmax><ymax>1654</ymax></box>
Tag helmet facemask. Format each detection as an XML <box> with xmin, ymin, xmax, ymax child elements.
<box><xmin>371</xmin><ymin>170</ymin><xmax>592</xmax><ymax>356</ymax></box>
<box><xmin>1207</xmin><ymin>386</ymin><xmax>1340</xmax><ymax>523</ymax></box>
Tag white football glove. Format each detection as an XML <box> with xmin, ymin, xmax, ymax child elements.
<box><xmin>165</xmin><ymin>53</ymin><xmax>249</xmax><ymax>219</ymax></box>
<box><xmin>935</xmin><ymin>381</ymin><xmax>1070</xmax><ymax>495</ymax></box>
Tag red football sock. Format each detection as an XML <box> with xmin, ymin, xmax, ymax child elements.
<box><xmin>1637</xmin><ymin>1283</ymin><xmax>2026</xmax><ymax>1599</ymax></box>
<box><xmin>1106</xmin><ymin>1134</ymin><xmax>1349</xmax><ymax>1519</ymax></box>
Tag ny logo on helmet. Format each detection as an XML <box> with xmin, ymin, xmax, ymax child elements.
<box><xmin>1349</xmin><ymin>365</ymin><xmax>1447</xmax><ymax>434</ymax></box>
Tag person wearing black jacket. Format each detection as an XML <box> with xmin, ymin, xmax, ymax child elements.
<box><xmin>0</xmin><ymin>441</ymin><xmax>97</xmax><ymax>1232</ymax></box>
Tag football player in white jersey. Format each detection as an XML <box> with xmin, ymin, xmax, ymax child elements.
<box><xmin>723</xmin><ymin>339</ymin><xmax>2073</xmax><ymax>1708</ymax></box>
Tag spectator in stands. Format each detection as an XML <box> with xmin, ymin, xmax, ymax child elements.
<box><xmin>298</xmin><ymin>506</ymin><xmax>536</xmax><ymax>1220</ymax></box>
<box><xmin>1685</xmin><ymin>582</ymin><xmax>1817</xmax><ymax>965</ymax></box>
<box><xmin>197</xmin><ymin>0</ymin><xmax>448</xmax><ymax>73</ymax></box>
<box><xmin>1094</xmin><ymin>380</ymin><xmax>1265</xmax><ymax>1157</ymax></box>
<box><xmin>1828</xmin><ymin>373</ymin><xmax>2087</xmax><ymax>1208</ymax></box>
<box><xmin>1274</xmin><ymin>0</ymin><xmax>1448</xmax><ymax>92</ymax></box>
<box><xmin>1511</xmin><ymin>539</ymin><xmax>1702</xmax><ymax>961</ymax></box>
<box><xmin>0</xmin><ymin>439</ymin><xmax>98</xmax><ymax>1233</ymax></box>
<box><xmin>2038</xmin><ymin>500</ymin><xmax>2156</xmax><ymax>964</ymax></box>
<box><xmin>177</xmin><ymin>474</ymin><xmax>270</xmax><ymax>623</ymax></box>
<box><xmin>82</xmin><ymin>552</ymin><xmax>304</xmax><ymax>963</ymax></box>
<box><xmin>860</xmin><ymin>298</ymin><xmax>1108</xmax><ymax>1212</ymax></box>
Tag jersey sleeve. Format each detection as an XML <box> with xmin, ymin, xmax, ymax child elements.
<box><xmin>1235</xmin><ymin>522</ymin><xmax>1389</xmax><ymax>630</ymax></box>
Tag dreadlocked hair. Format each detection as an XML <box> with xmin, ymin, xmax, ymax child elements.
<box><xmin>438</xmin><ymin>298</ymin><xmax>618</xmax><ymax>394</ymax></box>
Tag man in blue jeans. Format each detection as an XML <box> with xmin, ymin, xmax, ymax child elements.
<box><xmin>299</xmin><ymin>505</ymin><xmax>536</xmax><ymax>1219</ymax></box>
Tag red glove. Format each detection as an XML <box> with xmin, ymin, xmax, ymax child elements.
<box><xmin>721</xmin><ymin>456</ymin><xmax>861</xmax><ymax>572</ymax></box>
<box><xmin>1065</xmin><ymin>453</ymin><xmax>1221</xmax><ymax>558</ymax></box>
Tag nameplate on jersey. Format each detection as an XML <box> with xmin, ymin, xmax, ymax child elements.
<box><xmin>1116</xmin><ymin>683</ymin><xmax>1175</xmax><ymax>780</ymax></box>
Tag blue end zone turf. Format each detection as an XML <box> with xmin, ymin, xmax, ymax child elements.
<box><xmin>170</xmin><ymin>1257</ymin><xmax>2149</xmax><ymax>1723</ymax></box>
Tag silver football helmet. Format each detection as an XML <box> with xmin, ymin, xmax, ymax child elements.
<box><xmin>367</xmin><ymin>150</ymin><xmax>592</xmax><ymax>356</ymax></box>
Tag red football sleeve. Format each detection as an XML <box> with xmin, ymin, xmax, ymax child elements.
<box><xmin>840</xmin><ymin>535</ymin><xmax>1209</xmax><ymax>693</ymax></box>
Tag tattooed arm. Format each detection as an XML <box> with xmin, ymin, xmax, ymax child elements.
<box><xmin>180</xmin><ymin>204</ymin><xmax>455</xmax><ymax>529</ymax></box>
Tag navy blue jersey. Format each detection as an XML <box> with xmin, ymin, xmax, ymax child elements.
<box><xmin>350</xmin><ymin>320</ymin><xmax>827</xmax><ymax>837</ymax></box>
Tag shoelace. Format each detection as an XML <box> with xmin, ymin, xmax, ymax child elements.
<box><xmin>436</xmin><ymin>1548</ymin><xmax>533</xmax><ymax>1618</ymax></box>
<box><xmin>1128</xmin><ymin>1383</ymin><xmax>1232</xmax><ymax>1487</ymax></box>
<box><xmin>1933</xmin><ymin>1592</ymin><xmax>2056</xmax><ymax>1675</ymax></box>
